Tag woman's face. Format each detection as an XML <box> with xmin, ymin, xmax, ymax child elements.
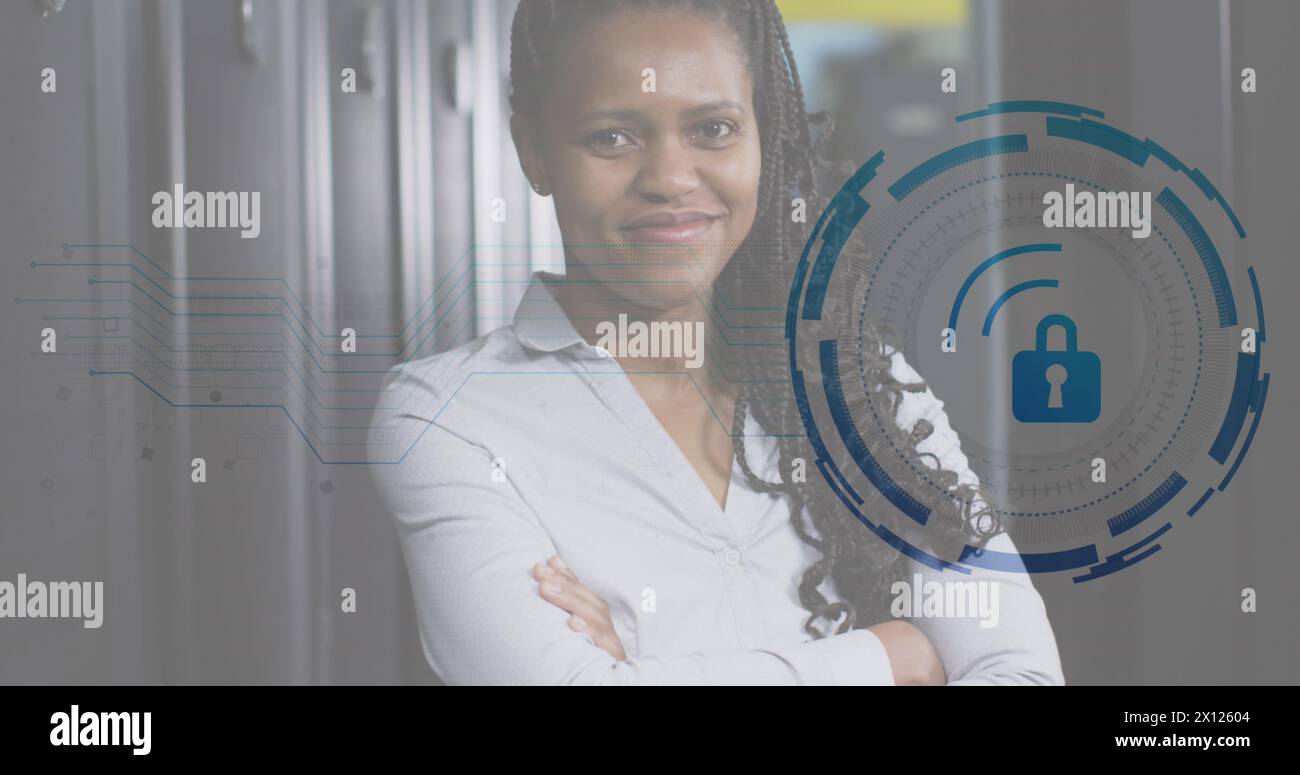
<box><xmin>517</xmin><ymin>7</ymin><xmax>762</xmax><ymax>310</ymax></box>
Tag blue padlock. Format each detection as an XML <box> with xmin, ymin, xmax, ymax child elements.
<box><xmin>1012</xmin><ymin>314</ymin><xmax>1101</xmax><ymax>423</ymax></box>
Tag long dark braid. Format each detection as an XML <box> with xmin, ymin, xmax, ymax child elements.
<box><xmin>509</xmin><ymin>0</ymin><xmax>1005</xmax><ymax>639</ymax></box>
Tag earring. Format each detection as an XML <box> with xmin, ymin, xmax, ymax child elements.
<box><xmin>531</xmin><ymin>182</ymin><xmax>546</xmax><ymax>195</ymax></box>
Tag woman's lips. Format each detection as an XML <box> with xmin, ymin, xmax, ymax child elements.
<box><xmin>619</xmin><ymin>211</ymin><xmax>722</xmax><ymax>243</ymax></box>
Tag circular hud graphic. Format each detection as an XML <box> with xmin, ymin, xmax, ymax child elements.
<box><xmin>788</xmin><ymin>101</ymin><xmax>1269</xmax><ymax>581</ymax></box>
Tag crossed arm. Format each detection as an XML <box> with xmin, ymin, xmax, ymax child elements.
<box><xmin>532</xmin><ymin>554</ymin><xmax>949</xmax><ymax>685</ymax></box>
<box><xmin>370</xmin><ymin>413</ymin><xmax>1063</xmax><ymax>686</ymax></box>
<box><xmin>372</xmin><ymin>416</ymin><xmax>902</xmax><ymax>685</ymax></box>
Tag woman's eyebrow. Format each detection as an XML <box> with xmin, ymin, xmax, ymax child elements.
<box><xmin>572</xmin><ymin>108</ymin><xmax>645</xmax><ymax>125</ymax></box>
<box><xmin>572</xmin><ymin>100</ymin><xmax>746</xmax><ymax>127</ymax></box>
<box><xmin>681</xmin><ymin>100</ymin><xmax>746</xmax><ymax>118</ymax></box>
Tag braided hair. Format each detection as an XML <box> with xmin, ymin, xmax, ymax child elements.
<box><xmin>509</xmin><ymin>0</ymin><xmax>1005</xmax><ymax>637</ymax></box>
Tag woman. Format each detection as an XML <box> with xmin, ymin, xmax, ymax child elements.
<box><xmin>369</xmin><ymin>0</ymin><xmax>1063</xmax><ymax>685</ymax></box>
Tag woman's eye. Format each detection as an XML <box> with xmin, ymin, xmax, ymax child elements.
<box><xmin>693</xmin><ymin>120</ymin><xmax>738</xmax><ymax>146</ymax></box>
<box><xmin>585</xmin><ymin>128</ymin><xmax>635</xmax><ymax>151</ymax></box>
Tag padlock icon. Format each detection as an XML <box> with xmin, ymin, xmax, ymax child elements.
<box><xmin>1012</xmin><ymin>314</ymin><xmax>1101</xmax><ymax>423</ymax></box>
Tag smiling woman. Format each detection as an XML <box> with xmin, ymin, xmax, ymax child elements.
<box><xmin>367</xmin><ymin>0</ymin><xmax>1064</xmax><ymax>686</ymax></box>
<box><xmin>510</xmin><ymin>4</ymin><xmax>762</xmax><ymax>307</ymax></box>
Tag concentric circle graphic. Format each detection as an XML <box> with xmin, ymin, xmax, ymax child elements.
<box><xmin>787</xmin><ymin>101</ymin><xmax>1269</xmax><ymax>580</ymax></box>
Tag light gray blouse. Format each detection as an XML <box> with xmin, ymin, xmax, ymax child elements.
<box><xmin>367</xmin><ymin>273</ymin><xmax>1065</xmax><ymax>685</ymax></box>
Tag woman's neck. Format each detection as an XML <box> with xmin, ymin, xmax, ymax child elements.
<box><xmin>546</xmin><ymin>262</ymin><xmax>735</xmax><ymax>403</ymax></box>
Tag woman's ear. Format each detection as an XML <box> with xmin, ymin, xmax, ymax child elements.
<box><xmin>511</xmin><ymin>112</ymin><xmax>550</xmax><ymax>196</ymax></box>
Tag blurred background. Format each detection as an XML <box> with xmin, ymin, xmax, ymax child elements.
<box><xmin>1</xmin><ymin>0</ymin><xmax>1296</xmax><ymax>684</ymax></box>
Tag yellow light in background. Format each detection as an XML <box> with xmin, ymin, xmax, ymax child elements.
<box><xmin>777</xmin><ymin>0</ymin><xmax>967</xmax><ymax>26</ymax></box>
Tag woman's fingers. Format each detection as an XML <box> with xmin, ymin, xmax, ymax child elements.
<box><xmin>534</xmin><ymin>565</ymin><xmax>605</xmax><ymax>621</ymax></box>
<box><xmin>569</xmin><ymin>615</ymin><xmax>626</xmax><ymax>660</ymax></box>
<box><xmin>537</xmin><ymin>575</ymin><xmax>599</xmax><ymax>618</ymax></box>
<box><xmin>532</xmin><ymin>558</ymin><xmax>626</xmax><ymax>660</ymax></box>
<box><xmin>546</xmin><ymin>556</ymin><xmax>592</xmax><ymax>600</ymax></box>
<box><xmin>548</xmin><ymin>555</ymin><xmax>580</xmax><ymax>583</ymax></box>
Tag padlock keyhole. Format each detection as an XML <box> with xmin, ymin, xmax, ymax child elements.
<box><xmin>1045</xmin><ymin>363</ymin><xmax>1068</xmax><ymax>409</ymax></box>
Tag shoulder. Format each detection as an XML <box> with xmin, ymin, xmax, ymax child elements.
<box><xmin>368</xmin><ymin>326</ymin><xmax>535</xmax><ymax>459</ymax></box>
<box><xmin>375</xmin><ymin>325</ymin><xmax>528</xmax><ymax>421</ymax></box>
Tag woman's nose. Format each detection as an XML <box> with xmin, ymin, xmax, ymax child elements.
<box><xmin>633</xmin><ymin>139</ymin><xmax>700</xmax><ymax>202</ymax></box>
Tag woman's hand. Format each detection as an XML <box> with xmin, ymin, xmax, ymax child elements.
<box><xmin>530</xmin><ymin>555</ymin><xmax>939</xmax><ymax>679</ymax></box>
<box><xmin>533</xmin><ymin>555</ymin><xmax>627</xmax><ymax>661</ymax></box>
<box><xmin>867</xmin><ymin>619</ymin><xmax>947</xmax><ymax>686</ymax></box>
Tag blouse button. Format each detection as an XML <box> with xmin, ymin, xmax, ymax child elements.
<box><xmin>723</xmin><ymin>547</ymin><xmax>741</xmax><ymax>566</ymax></box>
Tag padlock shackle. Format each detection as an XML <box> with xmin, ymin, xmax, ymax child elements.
<box><xmin>1035</xmin><ymin>313</ymin><xmax>1078</xmax><ymax>352</ymax></box>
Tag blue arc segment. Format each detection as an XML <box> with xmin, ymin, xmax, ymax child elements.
<box><xmin>1209</xmin><ymin>352</ymin><xmax>1260</xmax><ymax>465</ymax></box>
<box><xmin>1187</xmin><ymin>487</ymin><xmax>1216</xmax><ymax>517</ymax></box>
<box><xmin>947</xmin><ymin>243</ymin><xmax>1061</xmax><ymax>332</ymax></box>
<box><xmin>819</xmin><ymin>339</ymin><xmax>931</xmax><ymax>526</ymax></box>
<box><xmin>982</xmin><ymin>279</ymin><xmax>1060</xmax><ymax>336</ymax></box>
<box><xmin>796</xmin><ymin>151</ymin><xmax>885</xmax><ymax>325</ymax></box>
<box><xmin>1219</xmin><ymin>373</ymin><xmax>1269</xmax><ymax>492</ymax></box>
<box><xmin>1046</xmin><ymin>116</ymin><xmax>1151</xmax><ymax>167</ymax></box>
<box><xmin>955</xmin><ymin>100</ymin><xmax>1105</xmax><ymax>123</ymax></box>
<box><xmin>1188</xmin><ymin>168</ymin><xmax>1248</xmax><ymax>238</ymax></box>
<box><xmin>1142</xmin><ymin>137</ymin><xmax>1185</xmax><ymax>171</ymax></box>
<box><xmin>1157</xmin><ymin>187</ymin><xmax>1237</xmax><ymax>327</ymax></box>
<box><xmin>1248</xmin><ymin>267</ymin><xmax>1266</xmax><ymax>341</ymax></box>
<box><xmin>959</xmin><ymin>543</ymin><xmax>1100</xmax><ymax>573</ymax></box>
<box><xmin>887</xmin><ymin>134</ymin><xmax>1028</xmax><ymax>201</ymax></box>
<box><xmin>802</xmin><ymin>197</ymin><xmax>869</xmax><ymax>322</ymax></box>
<box><xmin>791</xmin><ymin>361</ymin><xmax>963</xmax><ymax>574</ymax></box>
<box><xmin>1107</xmin><ymin>472</ymin><xmax>1188</xmax><ymax>537</ymax></box>
<box><xmin>1073</xmin><ymin>522</ymin><xmax>1173</xmax><ymax>582</ymax></box>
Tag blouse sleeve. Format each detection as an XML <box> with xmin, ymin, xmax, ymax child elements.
<box><xmin>885</xmin><ymin>351</ymin><xmax>1066</xmax><ymax>686</ymax></box>
<box><xmin>368</xmin><ymin>364</ymin><xmax>897</xmax><ymax>686</ymax></box>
